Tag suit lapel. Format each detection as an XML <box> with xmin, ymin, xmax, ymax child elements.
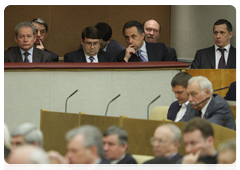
<box><xmin>78</xmin><ymin>50</ymin><xmax>87</xmax><ymax>62</ymax></box>
<box><xmin>226</xmin><ymin>46</ymin><xmax>236</xmax><ymax>68</ymax></box>
<box><xmin>14</xmin><ymin>47</ymin><xmax>24</xmax><ymax>62</ymax></box>
<box><xmin>146</xmin><ymin>42</ymin><xmax>155</xmax><ymax>61</ymax></box>
<box><xmin>33</xmin><ymin>47</ymin><xmax>42</xmax><ymax>62</ymax></box>
<box><xmin>208</xmin><ymin>46</ymin><xmax>215</xmax><ymax>69</ymax></box>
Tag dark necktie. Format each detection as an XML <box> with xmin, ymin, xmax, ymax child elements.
<box><xmin>137</xmin><ymin>50</ymin><xmax>147</xmax><ymax>62</ymax></box>
<box><xmin>217</xmin><ymin>48</ymin><xmax>226</xmax><ymax>69</ymax></box>
<box><xmin>197</xmin><ymin>110</ymin><xmax>202</xmax><ymax>117</ymax></box>
<box><xmin>23</xmin><ymin>52</ymin><xmax>30</xmax><ymax>62</ymax></box>
<box><xmin>89</xmin><ymin>57</ymin><xmax>94</xmax><ymax>63</ymax></box>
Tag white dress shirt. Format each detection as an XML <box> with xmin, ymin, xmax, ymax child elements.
<box><xmin>215</xmin><ymin>44</ymin><xmax>230</xmax><ymax>69</ymax></box>
<box><xmin>20</xmin><ymin>47</ymin><xmax>34</xmax><ymax>63</ymax></box>
<box><xmin>84</xmin><ymin>53</ymin><xmax>99</xmax><ymax>63</ymax></box>
<box><xmin>174</xmin><ymin>101</ymin><xmax>189</xmax><ymax>122</ymax></box>
<box><xmin>201</xmin><ymin>97</ymin><xmax>212</xmax><ymax>118</ymax></box>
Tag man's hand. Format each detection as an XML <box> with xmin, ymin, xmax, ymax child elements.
<box><xmin>124</xmin><ymin>44</ymin><xmax>136</xmax><ymax>62</ymax></box>
<box><xmin>182</xmin><ymin>149</ymin><xmax>202</xmax><ymax>164</ymax></box>
<box><xmin>47</xmin><ymin>150</ymin><xmax>69</xmax><ymax>164</ymax></box>
<box><xmin>36</xmin><ymin>40</ymin><xmax>45</xmax><ymax>51</ymax></box>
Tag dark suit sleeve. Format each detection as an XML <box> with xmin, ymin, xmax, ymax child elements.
<box><xmin>166</xmin><ymin>47</ymin><xmax>177</xmax><ymax>61</ymax></box>
<box><xmin>162</xmin><ymin>44</ymin><xmax>171</xmax><ymax>61</ymax></box>
<box><xmin>116</xmin><ymin>50</ymin><xmax>127</xmax><ymax>62</ymax></box>
<box><xmin>191</xmin><ymin>50</ymin><xmax>201</xmax><ymax>69</ymax></box>
<box><xmin>64</xmin><ymin>53</ymin><xmax>70</xmax><ymax>62</ymax></box>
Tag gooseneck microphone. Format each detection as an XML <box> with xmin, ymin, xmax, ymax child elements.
<box><xmin>147</xmin><ymin>95</ymin><xmax>161</xmax><ymax>119</ymax></box>
<box><xmin>193</xmin><ymin>97</ymin><xmax>210</xmax><ymax>108</ymax></box>
<box><xmin>105</xmin><ymin>94</ymin><xmax>121</xmax><ymax>116</ymax></box>
<box><xmin>65</xmin><ymin>89</ymin><xmax>78</xmax><ymax>113</ymax></box>
<box><xmin>213</xmin><ymin>86</ymin><xmax>229</xmax><ymax>92</ymax></box>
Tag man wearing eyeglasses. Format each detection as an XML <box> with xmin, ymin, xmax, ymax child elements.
<box><xmin>144</xmin><ymin>124</ymin><xmax>182</xmax><ymax>164</ymax></box>
<box><xmin>143</xmin><ymin>19</ymin><xmax>177</xmax><ymax>61</ymax></box>
<box><xmin>64</xmin><ymin>26</ymin><xmax>115</xmax><ymax>63</ymax></box>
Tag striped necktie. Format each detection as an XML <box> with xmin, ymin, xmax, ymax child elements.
<box><xmin>89</xmin><ymin>57</ymin><xmax>94</xmax><ymax>63</ymax></box>
<box><xmin>137</xmin><ymin>50</ymin><xmax>147</xmax><ymax>62</ymax></box>
<box><xmin>23</xmin><ymin>52</ymin><xmax>30</xmax><ymax>62</ymax></box>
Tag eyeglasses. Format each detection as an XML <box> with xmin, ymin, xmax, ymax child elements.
<box><xmin>84</xmin><ymin>41</ymin><xmax>100</xmax><ymax>47</ymax></box>
<box><xmin>145</xmin><ymin>28</ymin><xmax>159</xmax><ymax>34</ymax></box>
<box><xmin>150</xmin><ymin>137</ymin><xmax>168</xmax><ymax>145</ymax></box>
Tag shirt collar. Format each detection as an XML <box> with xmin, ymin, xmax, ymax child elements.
<box><xmin>139</xmin><ymin>41</ymin><xmax>147</xmax><ymax>53</ymax></box>
<box><xmin>84</xmin><ymin>53</ymin><xmax>98</xmax><ymax>63</ymax></box>
<box><xmin>19</xmin><ymin>47</ymin><xmax>34</xmax><ymax>56</ymax></box>
<box><xmin>179</xmin><ymin>101</ymin><xmax>189</xmax><ymax>107</ymax></box>
<box><xmin>168</xmin><ymin>152</ymin><xmax>178</xmax><ymax>160</ymax></box>
<box><xmin>215</xmin><ymin>43</ymin><xmax>230</xmax><ymax>51</ymax></box>
<box><xmin>110</xmin><ymin>154</ymin><xmax>126</xmax><ymax>164</ymax></box>
<box><xmin>201</xmin><ymin>97</ymin><xmax>212</xmax><ymax>117</ymax></box>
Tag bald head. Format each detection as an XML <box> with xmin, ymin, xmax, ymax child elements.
<box><xmin>143</xmin><ymin>19</ymin><xmax>161</xmax><ymax>43</ymax></box>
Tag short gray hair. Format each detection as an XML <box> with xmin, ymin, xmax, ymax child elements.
<box><xmin>31</xmin><ymin>18</ymin><xmax>48</xmax><ymax>32</ymax></box>
<box><xmin>65</xmin><ymin>125</ymin><xmax>104</xmax><ymax>158</ymax></box>
<box><xmin>188</xmin><ymin>76</ymin><xmax>213</xmax><ymax>94</ymax></box>
<box><xmin>103</xmin><ymin>126</ymin><xmax>128</xmax><ymax>146</ymax></box>
<box><xmin>218</xmin><ymin>138</ymin><xmax>236</xmax><ymax>152</ymax></box>
<box><xmin>162</xmin><ymin>123</ymin><xmax>182</xmax><ymax>148</ymax></box>
<box><xmin>11</xmin><ymin>122</ymin><xmax>43</xmax><ymax>147</ymax></box>
<box><xmin>15</xmin><ymin>21</ymin><xmax>36</xmax><ymax>36</ymax></box>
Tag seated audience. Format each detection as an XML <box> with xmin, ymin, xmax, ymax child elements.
<box><xmin>65</xmin><ymin>125</ymin><xmax>110</xmax><ymax>164</ymax></box>
<box><xmin>103</xmin><ymin>126</ymin><xmax>137</xmax><ymax>164</ymax></box>
<box><xmin>144</xmin><ymin>123</ymin><xmax>182</xmax><ymax>164</ymax></box>
<box><xmin>64</xmin><ymin>26</ymin><xmax>115</xmax><ymax>62</ymax></box>
<box><xmin>116</xmin><ymin>20</ymin><xmax>171</xmax><ymax>62</ymax></box>
<box><xmin>180</xmin><ymin>76</ymin><xmax>236</xmax><ymax>130</ymax></box>
<box><xmin>11</xmin><ymin>122</ymin><xmax>43</xmax><ymax>150</ymax></box>
<box><xmin>191</xmin><ymin>19</ymin><xmax>236</xmax><ymax>69</ymax></box>
<box><xmin>143</xmin><ymin>19</ymin><xmax>177</xmax><ymax>61</ymax></box>
<box><xmin>182</xmin><ymin>118</ymin><xmax>218</xmax><ymax>164</ymax></box>
<box><xmin>224</xmin><ymin>81</ymin><xmax>236</xmax><ymax>101</ymax></box>
<box><xmin>4</xmin><ymin>21</ymin><xmax>52</xmax><ymax>62</ymax></box>
<box><xmin>31</xmin><ymin>18</ymin><xmax>59</xmax><ymax>62</ymax></box>
<box><xmin>217</xmin><ymin>138</ymin><xmax>236</xmax><ymax>164</ymax></box>
<box><xmin>167</xmin><ymin>72</ymin><xmax>192</xmax><ymax>121</ymax></box>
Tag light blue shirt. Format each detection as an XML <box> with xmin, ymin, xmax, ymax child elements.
<box><xmin>20</xmin><ymin>47</ymin><xmax>34</xmax><ymax>63</ymax></box>
<box><xmin>137</xmin><ymin>41</ymin><xmax>148</xmax><ymax>61</ymax></box>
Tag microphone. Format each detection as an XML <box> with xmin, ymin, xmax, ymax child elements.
<box><xmin>65</xmin><ymin>89</ymin><xmax>78</xmax><ymax>113</ymax></box>
<box><xmin>105</xmin><ymin>94</ymin><xmax>121</xmax><ymax>116</ymax></box>
<box><xmin>147</xmin><ymin>95</ymin><xmax>161</xmax><ymax>119</ymax></box>
<box><xmin>192</xmin><ymin>97</ymin><xmax>210</xmax><ymax>108</ymax></box>
<box><xmin>213</xmin><ymin>86</ymin><xmax>229</xmax><ymax>92</ymax></box>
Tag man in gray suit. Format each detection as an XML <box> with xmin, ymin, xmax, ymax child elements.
<box><xmin>191</xmin><ymin>19</ymin><xmax>236</xmax><ymax>69</ymax></box>
<box><xmin>180</xmin><ymin>76</ymin><xmax>236</xmax><ymax>130</ymax></box>
<box><xmin>143</xmin><ymin>19</ymin><xmax>177</xmax><ymax>61</ymax></box>
<box><xmin>4</xmin><ymin>21</ymin><xmax>52</xmax><ymax>62</ymax></box>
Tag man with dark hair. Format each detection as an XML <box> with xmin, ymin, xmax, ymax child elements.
<box><xmin>143</xmin><ymin>19</ymin><xmax>177</xmax><ymax>61</ymax></box>
<box><xmin>191</xmin><ymin>19</ymin><xmax>236</xmax><ymax>69</ymax></box>
<box><xmin>64</xmin><ymin>26</ymin><xmax>115</xmax><ymax>62</ymax></box>
<box><xmin>31</xmin><ymin>18</ymin><xmax>59</xmax><ymax>62</ymax></box>
<box><xmin>167</xmin><ymin>72</ymin><xmax>192</xmax><ymax>121</ymax></box>
<box><xmin>4</xmin><ymin>21</ymin><xmax>52</xmax><ymax>62</ymax></box>
<box><xmin>181</xmin><ymin>117</ymin><xmax>218</xmax><ymax>164</ymax></box>
<box><xmin>116</xmin><ymin>20</ymin><xmax>171</xmax><ymax>62</ymax></box>
<box><xmin>103</xmin><ymin>126</ymin><xmax>137</xmax><ymax>164</ymax></box>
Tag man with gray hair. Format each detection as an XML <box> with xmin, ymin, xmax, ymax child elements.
<box><xmin>144</xmin><ymin>123</ymin><xmax>182</xmax><ymax>164</ymax></box>
<box><xmin>217</xmin><ymin>138</ymin><xmax>236</xmax><ymax>164</ymax></box>
<box><xmin>11</xmin><ymin>122</ymin><xmax>43</xmax><ymax>151</ymax></box>
<box><xmin>65</xmin><ymin>125</ymin><xmax>110</xmax><ymax>164</ymax></box>
<box><xmin>180</xmin><ymin>76</ymin><xmax>235</xmax><ymax>130</ymax></box>
<box><xmin>7</xmin><ymin>145</ymin><xmax>50</xmax><ymax>164</ymax></box>
<box><xmin>103</xmin><ymin>126</ymin><xmax>137</xmax><ymax>164</ymax></box>
<box><xmin>4</xmin><ymin>21</ymin><xmax>52</xmax><ymax>62</ymax></box>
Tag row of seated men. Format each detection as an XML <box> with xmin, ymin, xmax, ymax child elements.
<box><xmin>4</xmin><ymin>18</ymin><xmax>236</xmax><ymax>69</ymax></box>
<box><xmin>4</xmin><ymin>119</ymin><xmax>236</xmax><ymax>164</ymax></box>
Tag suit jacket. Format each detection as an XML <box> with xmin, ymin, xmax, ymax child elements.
<box><xmin>191</xmin><ymin>45</ymin><xmax>236</xmax><ymax>69</ymax></box>
<box><xmin>105</xmin><ymin>39</ymin><xmax>125</xmax><ymax>57</ymax></box>
<box><xmin>64</xmin><ymin>49</ymin><xmax>116</xmax><ymax>62</ymax></box>
<box><xmin>167</xmin><ymin>101</ymin><xmax>192</xmax><ymax>121</ymax></box>
<box><xmin>4</xmin><ymin>46</ymin><xmax>52</xmax><ymax>62</ymax></box>
<box><xmin>144</xmin><ymin>153</ymin><xmax>182</xmax><ymax>164</ymax></box>
<box><xmin>224</xmin><ymin>81</ymin><xmax>236</xmax><ymax>101</ymax></box>
<box><xmin>166</xmin><ymin>46</ymin><xmax>177</xmax><ymax>61</ymax></box>
<box><xmin>45</xmin><ymin>49</ymin><xmax>59</xmax><ymax>62</ymax></box>
<box><xmin>180</xmin><ymin>94</ymin><xmax>236</xmax><ymax>130</ymax></box>
<box><xmin>114</xmin><ymin>154</ymin><xmax>138</xmax><ymax>170</ymax></box>
<box><xmin>94</xmin><ymin>158</ymin><xmax>116</xmax><ymax>170</ymax></box>
<box><xmin>116</xmin><ymin>42</ymin><xmax>171</xmax><ymax>62</ymax></box>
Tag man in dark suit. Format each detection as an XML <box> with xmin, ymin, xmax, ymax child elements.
<box><xmin>103</xmin><ymin>126</ymin><xmax>137</xmax><ymax>164</ymax></box>
<box><xmin>65</xmin><ymin>125</ymin><xmax>110</xmax><ymax>164</ymax></box>
<box><xmin>116</xmin><ymin>20</ymin><xmax>171</xmax><ymax>62</ymax></box>
<box><xmin>181</xmin><ymin>118</ymin><xmax>218</xmax><ymax>164</ymax></box>
<box><xmin>144</xmin><ymin>124</ymin><xmax>182</xmax><ymax>164</ymax></box>
<box><xmin>143</xmin><ymin>19</ymin><xmax>177</xmax><ymax>61</ymax></box>
<box><xmin>64</xmin><ymin>26</ymin><xmax>115</xmax><ymax>63</ymax></box>
<box><xmin>31</xmin><ymin>18</ymin><xmax>59</xmax><ymax>62</ymax></box>
<box><xmin>4</xmin><ymin>21</ymin><xmax>52</xmax><ymax>63</ymax></box>
<box><xmin>180</xmin><ymin>76</ymin><xmax>236</xmax><ymax>130</ymax></box>
<box><xmin>224</xmin><ymin>81</ymin><xmax>236</xmax><ymax>101</ymax></box>
<box><xmin>191</xmin><ymin>19</ymin><xmax>236</xmax><ymax>69</ymax></box>
<box><xmin>167</xmin><ymin>72</ymin><xmax>192</xmax><ymax>121</ymax></box>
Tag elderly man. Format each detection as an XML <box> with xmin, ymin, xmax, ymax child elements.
<box><xmin>7</xmin><ymin>145</ymin><xmax>50</xmax><ymax>164</ymax></box>
<box><xmin>191</xmin><ymin>19</ymin><xmax>236</xmax><ymax>69</ymax></box>
<box><xmin>103</xmin><ymin>126</ymin><xmax>137</xmax><ymax>164</ymax></box>
<box><xmin>11</xmin><ymin>122</ymin><xmax>43</xmax><ymax>151</ymax></box>
<box><xmin>4</xmin><ymin>21</ymin><xmax>52</xmax><ymax>62</ymax></box>
<box><xmin>64</xmin><ymin>26</ymin><xmax>115</xmax><ymax>62</ymax></box>
<box><xmin>144</xmin><ymin>123</ymin><xmax>182</xmax><ymax>164</ymax></box>
<box><xmin>143</xmin><ymin>19</ymin><xmax>177</xmax><ymax>61</ymax></box>
<box><xmin>167</xmin><ymin>72</ymin><xmax>192</xmax><ymax>121</ymax></box>
<box><xmin>116</xmin><ymin>20</ymin><xmax>171</xmax><ymax>62</ymax></box>
<box><xmin>65</xmin><ymin>125</ymin><xmax>110</xmax><ymax>164</ymax></box>
<box><xmin>31</xmin><ymin>18</ymin><xmax>59</xmax><ymax>62</ymax></box>
<box><xmin>180</xmin><ymin>76</ymin><xmax>236</xmax><ymax>130</ymax></box>
<box><xmin>217</xmin><ymin>138</ymin><xmax>236</xmax><ymax>164</ymax></box>
<box><xmin>182</xmin><ymin>118</ymin><xmax>218</xmax><ymax>164</ymax></box>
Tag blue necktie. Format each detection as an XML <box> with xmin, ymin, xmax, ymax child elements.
<box><xmin>218</xmin><ymin>48</ymin><xmax>226</xmax><ymax>69</ymax></box>
<box><xmin>89</xmin><ymin>57</ymin><xmax>94</xmax><ymax>63</ymax></box>
<box><xmin>23</xmin><ymin>52</ymin><xmax>30</xmax><ymax>62</ymax></box>
<box><xmin>137</xmin><ymin>50</ymin><xmax>147</xmax><ymax>62</ymax></box>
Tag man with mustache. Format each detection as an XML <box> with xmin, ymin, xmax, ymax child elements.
<box><xmin>116</xmin><ymin>20</ymin><xmax>171</xmax><ymax>62</ymax></box>
<box><xmin>191</xmin><ymin>19</ymin><xmax>236</xmax><ymax>69</ymax></box>
<box><xmin>180</xmin><ymin>76</ymin><xmax>235</xmax><ymax>130</ymax></box>
<box><xmin>143</xmin><ymin>19</ymin><xmax>177</xmax><ymax>61</ymax></box>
